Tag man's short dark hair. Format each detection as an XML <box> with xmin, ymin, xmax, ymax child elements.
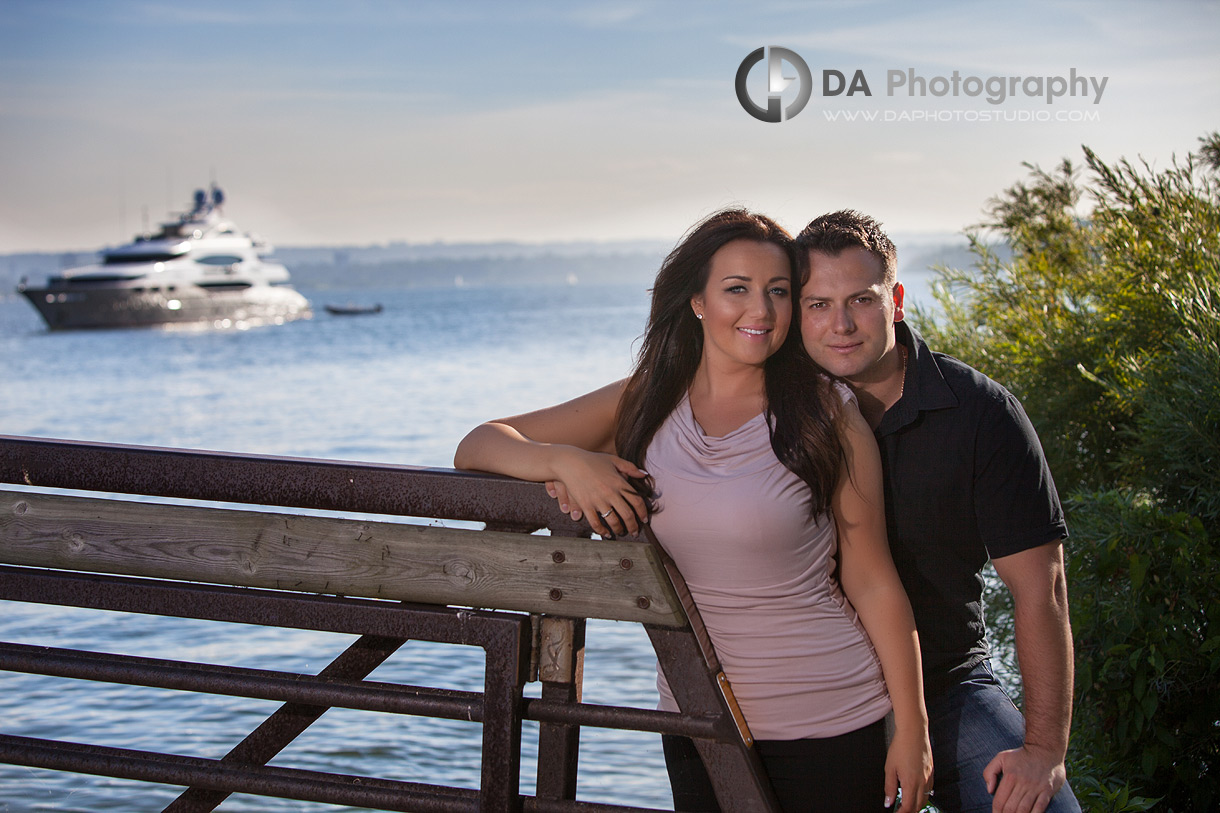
<box><xmin>796</xmin><ymin>210</ymin><xmax>897</xmax><ymax>287</ymax></box>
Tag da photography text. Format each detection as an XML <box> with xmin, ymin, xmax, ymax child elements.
<box><xmin>736</xmin><ymin>46</ymin><xmax>1109</xmax><ymax>123</ymax></box>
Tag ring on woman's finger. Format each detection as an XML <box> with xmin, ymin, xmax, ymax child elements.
<box><xmin>598</xmin><ymin>509</ymin><xmax>614</xmax><ymax>518</ymax></box>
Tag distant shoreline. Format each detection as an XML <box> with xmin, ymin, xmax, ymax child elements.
<box><xmin>1</xmin><ymin>233</ymin><xmax>985</xmax><ymax>294</ymax></box>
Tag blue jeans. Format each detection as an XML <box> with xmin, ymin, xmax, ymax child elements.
<box><xmin>928</xmin><ymin>661</ymin><xmax>1080</xmax><ymax>813</ymax></box>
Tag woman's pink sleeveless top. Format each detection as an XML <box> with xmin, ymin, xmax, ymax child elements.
<box><xmin>647</xmin><ymin>392</ymin><xmax>891</xmax><ymax>740</ymax></box>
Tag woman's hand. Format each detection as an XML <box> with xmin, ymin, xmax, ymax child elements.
<box><xmin>452</xmin><ymin>379</ymin><xmax>645</xmax><ymax>536</ymax></box>
<box><xmin>885</xmin><ymin>722</ymin><xmax>934</xmax><ymax>812</ymax></box>
<box><xmin>546</xmin><ymin>447</ymin><xmax>648</xmax><ymax>537</ymax></box>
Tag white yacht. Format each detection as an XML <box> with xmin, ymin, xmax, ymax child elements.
<box><xmin>19</xmin><ymin>186</ymin><xmax>312</xmax><ymax>330</ymax></box>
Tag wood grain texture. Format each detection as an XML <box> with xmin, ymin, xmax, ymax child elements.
<box><xmin>1</xmin><ymin>489</ymin><xmax>685</xmax><ymax>626</ymax></box>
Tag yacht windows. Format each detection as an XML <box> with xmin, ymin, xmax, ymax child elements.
<box><xmin>104</xmin><ymin>252</ymin><xmax>181</xmax><ymax>264</ymax></box>
<box><xmin>58</xmin><ymin>274</ymin><xmax>143</xmax><ymax>284</ymax></box>
<box><xmin>197</xmin><ymin>255</ymin><xmax>245</xmax><ymax>266</ymax></box>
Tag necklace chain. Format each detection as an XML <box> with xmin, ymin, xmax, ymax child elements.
<box><xmin>896</xmin><ymin>343</ymin><xmax>908</xmax><ymax>402</ymax></box>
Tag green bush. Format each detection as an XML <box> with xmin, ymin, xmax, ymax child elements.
<box><xmin>1109</xmin><ymin>280</ymin><xmax>1220</xmax><ymax>526</ymax></box>
<box><xmin>1067</xmin><ymin>489</ymin><xmax>1218</xmax><ymax>811</ymax></box>
<box><xmin>916</xmin><ymin>132</ymin><xmax>1220</xmax><ymax>812</ymax></box>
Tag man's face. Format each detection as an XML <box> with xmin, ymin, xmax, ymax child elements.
<box><xmin>799</xmin><ymin>246</ymin><xmax>904</xmax><ymax>385</ymax></box>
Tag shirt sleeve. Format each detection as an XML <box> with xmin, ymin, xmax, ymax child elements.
<box><xmin>831</xmin><ymin>379</ymin><xmax>857</xmax><ymax>408</ymax></box>
<box><xmin>973</xmin><ymin>389</ymin><xmax>1068</xmax><ymax>559</ymax></box>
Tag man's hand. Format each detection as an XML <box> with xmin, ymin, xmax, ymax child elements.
<box><xmin>983</xmin><ymin>744</ymin><xmax>1067</xmax><ymax>813</ymax></box>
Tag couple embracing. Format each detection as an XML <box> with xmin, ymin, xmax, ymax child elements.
<box><xmin>455</xmin><ymin>209</ymin><xmax>1079</xmax><ymax>813</ymax></box>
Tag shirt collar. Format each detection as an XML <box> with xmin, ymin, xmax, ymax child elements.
<box><xmin>877</xmin><ymin>321</ymin><xmax>958</xmax><ymax>435</ymax></box>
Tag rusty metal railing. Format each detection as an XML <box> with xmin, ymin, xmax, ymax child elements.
<box><xmin>0</xmin><ymin>435</ymin><xmax>780</xmax><ymax>812</ymax></box>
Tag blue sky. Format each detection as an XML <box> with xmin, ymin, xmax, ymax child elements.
<box><xmin>1</xmin><ymin>0</ymin><xmax>1217</xmax><ymax>251</ymax></box>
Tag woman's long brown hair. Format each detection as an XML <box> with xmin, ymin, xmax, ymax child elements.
<box><xmin>614</xmin><ymin>208</ymin><xmax>844</xmax><ymax>516</ymax></box>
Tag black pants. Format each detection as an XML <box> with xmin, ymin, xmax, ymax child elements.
<box><xmin>662</xmin><ymin>718</ymin><xmax>888</xmax><ymax>812</ymax></box>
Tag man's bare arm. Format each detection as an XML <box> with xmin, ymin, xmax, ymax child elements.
<box><xmin>984</xmin><ymin>540</ymin><xmax>1073</xmax><ymax>813</ymax></box>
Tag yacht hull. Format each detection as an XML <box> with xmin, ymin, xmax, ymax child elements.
<box><xmin>20</xmin><ymin>283</ymin><xmax>312</xmax><ymax>330</ymax></box>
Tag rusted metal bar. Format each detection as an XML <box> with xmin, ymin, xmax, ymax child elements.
<box><xmin>0</xmin><ymin>565</ymin><xmax>519</xmax><ymax>644</ymax></box>
<box><xmin>521</xmin><ymin>800</ymin><xmax>665</xmax><ymax>813</ymax></box>
<box><xmin>0</xmin><ymin>640</ymin><xmax>487</xmax><ymax>720</ymax></box>
<box><xmin>0</xmin><ymin>621</ymin><xmax>718</xmax><ymax>740</ymax></box>
<box><xmin>0</xmin><ymin>435</ymin><xmax>589</xmax><ymax>536</ymax></box>
<box><xmin>0</xmin><ymin>733</ymin><xmax>481</xmax><ymax>813</ymax></box>
<box><xmin>0</xmin><ymin>640</ymin><xmax>719</xmax><ymax>739</ymax></box>
<box><xmin>524</xmin><ymin>698</ymin><xmax>720</xmax><ymax>739</ymax></box>
<box><xmin>0</xmin><ymin>734</ymin><xmax>672</xmax><ymax>813</ymax></box>
<box><xmin>479</xmin><ymin>617</ymin><xmax>530</xmax><ymax>812</ymax></box>
<box><xmin>165</xmin><ymin>634</ymin><xmax>409</xmax><ymax>812</ymax></box>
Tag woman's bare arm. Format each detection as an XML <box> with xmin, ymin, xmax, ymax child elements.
<box><xmin>454</xmin><ymin>379</ymin><xmax>648</xmax><ymax>536</ymax></box>
<box><xmin>834</xmin><ymin>401</ymin><xmax>933</xmax><ymax>812</ymax></box>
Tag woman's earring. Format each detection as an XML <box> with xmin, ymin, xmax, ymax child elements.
<box><xmin>695</xmin><ymin>312</ymin><xmax>703</xmax><ymax>320</ymax></box>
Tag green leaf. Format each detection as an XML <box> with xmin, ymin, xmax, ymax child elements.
<box><xmin>1129</xmin><ymin>553</ymin><xmax>1149</xmax><ymax>590</ymax></box>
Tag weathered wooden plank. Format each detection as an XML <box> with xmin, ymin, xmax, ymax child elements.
<box><xmin>0</xmin><ymin>489</ymin><xmax>685</xmax><ymax>626</ymax></box>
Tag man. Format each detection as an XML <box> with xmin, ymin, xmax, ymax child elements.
<box><xmin>795</xmin><ymin>210</ymin><xmax>1080</xmax><ymax>813</ymax></box>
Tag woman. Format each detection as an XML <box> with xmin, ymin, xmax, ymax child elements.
<box><xmin>454</xmin><ymin>209</ymin><xmax>932</xmax><ymax>812</ymax></box>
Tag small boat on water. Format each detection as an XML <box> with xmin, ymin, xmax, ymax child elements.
<box><xmin>18</xmin><ymin>185</ymin><xmax>312</xmax><ymax>330</ymax></box>
<box><xmin>324</xmin><ymin>303</ymin><xmax>383</xmax><ymax>316</ymax></box>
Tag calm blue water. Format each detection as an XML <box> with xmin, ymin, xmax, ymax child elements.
<box><xmin>0</xmin><ymin>270</ymin><xmax>939</xmax><ymax>811</ymax></box>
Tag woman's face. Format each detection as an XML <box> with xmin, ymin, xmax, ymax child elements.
<box><xmin>690</xmin><ymin>239</ymin><xmax>792</xmax><ymax>370</ymax></box>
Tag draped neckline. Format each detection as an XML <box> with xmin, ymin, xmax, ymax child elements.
<box><xmin>654</xmin><ymin>394</ymin><xmax>775</xmax><ymax>479</ymax></box>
